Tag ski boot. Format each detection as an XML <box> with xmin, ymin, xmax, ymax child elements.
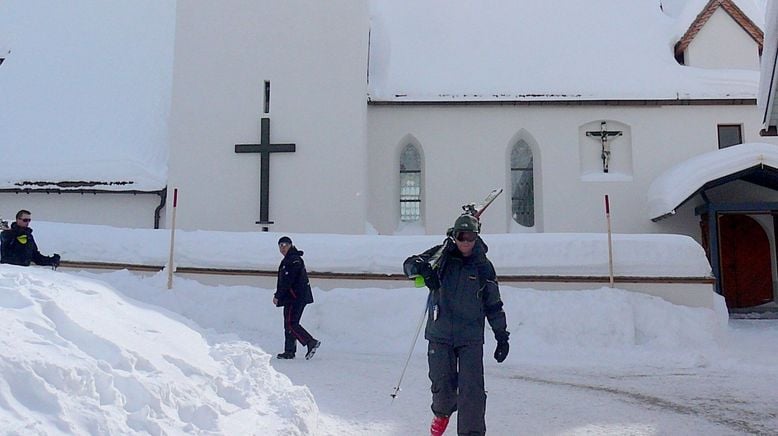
<box><xmin>305</xmin><ymin>340</ymin><xmax>322</xmax><ymax>360</ymax></box>
<box><xmin>430</xmin><ymin>415</ymin><xmax>450</xmax><ymax>436</ymax></box>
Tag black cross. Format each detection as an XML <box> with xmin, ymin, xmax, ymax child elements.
<box><xmin>235</xmin><ymin>117</ymin><xmax>296</xmax><ymax>230</ymax></box>
<box><xmin>586</xmin><ymin>121</ymin><xmax>623</xmax><ymax>173</ymax></box>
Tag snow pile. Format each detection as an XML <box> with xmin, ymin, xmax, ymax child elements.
<box><xmin>34</xmin><ymin>222</ymin><xmax>712</xmax><ymax>278</ymax></box>
<box><xmin>0</xmin><ymin>266</ymin><xmax>317</xmax><ymax>435</ymax></box>
<box><xmin>107</xmin><ymin>272</ymin><xmax>727</xmax><ymax>366</ymax></box>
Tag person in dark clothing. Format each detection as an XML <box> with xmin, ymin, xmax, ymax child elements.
<box><xmin>273</xmin><ymin>236</ymin><xmax>321</xmax><ymax>360</ymax></box>
<box><xmin>0</xmin><ymin>209</ymin><xmax>60</xmax><ymax>268</ymax></box>
<box><xmin>404</xmin><ymin>214</ymin><xmax>509</xmax><ymax>436</ymax></box>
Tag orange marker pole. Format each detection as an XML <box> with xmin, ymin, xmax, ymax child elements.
<box><xmin>167</xmin><ymin>188</ymin><xmax>178</xmax><ymax>290</ymax></box>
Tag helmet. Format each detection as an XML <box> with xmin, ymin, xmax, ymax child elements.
<box><xmin>453</xmin><ymin>214</ymin><xmax>480</xmax><ymax>234</ymax></box>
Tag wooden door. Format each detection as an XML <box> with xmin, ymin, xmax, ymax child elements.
<box><xmin>719</xmin><ymin>214</ymin><xmax>774</xmax><ymax>308</ymax></box>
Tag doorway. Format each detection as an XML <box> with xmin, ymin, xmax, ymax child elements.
<box><xmin>718</xmin><ymin>214</ymin><xmax>774</xmax><ymax>308</ymax></box>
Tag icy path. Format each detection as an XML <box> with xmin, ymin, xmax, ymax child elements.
<box><xmin>275</xmin><ymin>321</ymin><xmax>778</xmax><ymax>435</ymax></box>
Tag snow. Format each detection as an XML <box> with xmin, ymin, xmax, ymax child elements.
<box><xmin>31</xmin><ymin>221</ymin><xmax>711</xmax><ymax>277</ymax></box>
<box><xmin>367</xmin><ymin>0</ymin><xmax>761</xmax><ymax>102</ymax></box>
<box><xmin>0</xmin><ymin>1</ymin><xmax>173</xmax><ymax>190</ymax></box>
<box><xmin>646</xmin><ymin>142</ymin><xmax>778</xmax><ymax>220</ymax></box>
<box><xmin>0</xmin><ymin>266</ymin><xmax>316</xmax><ymax>434</ymax></box>
<box><xmin>1</xmin><ymin>224</ymin><xmax>777</xmax><ymax>434</ymax></box>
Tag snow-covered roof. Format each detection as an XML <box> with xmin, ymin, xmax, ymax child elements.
<box><xmin>647</xmin><ymin>142</ymin><xmax>778</xmax><ymax>220</ymax></box>
<box><xmin>367</xmin><ymin>0</ymin><xmax>762</xmax><ymax>102</ymax></box>
<box><xmin>0</xmin><ymin>1</ymin><xmax>174</xmax><ymax>191</ymax></box>
<box><xmin>758</xmin><ymin>0</ymin><xmax>778</xmax><ymax>133</ymax></box>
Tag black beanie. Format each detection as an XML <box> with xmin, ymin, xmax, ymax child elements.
<box><xmin>278</xmin><ymin>236</ymin><xmax>293</xmax><ymax>245</ymax></box>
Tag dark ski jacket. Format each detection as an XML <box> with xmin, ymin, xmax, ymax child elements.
<box><xmin>274</xmin><ymin>246</ymin><xmax>314</xmax><ymax>307</ymax></box>
<box><xmin>0</xmin><ymin>223</ymin><xmax>58</xmax><ymax>267</ymax></box>
<box><xmin>404</xmin><ymin>237</ymin><xmax>509</xmax><ymax>346</ymax></box>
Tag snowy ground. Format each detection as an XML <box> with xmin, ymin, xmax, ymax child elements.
<box><xmin>2</xmin><ymin>265</ymin><xmax>773</xmax><ymax>435</ymax></box>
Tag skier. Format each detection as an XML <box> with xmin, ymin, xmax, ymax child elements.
<box><xmin>0</xmin><ymin>209</ymin><xmax>61</xmax><ymax>268</ymax></box>
<box><xmin>404</xmin><ymin>215</ymin><xmax>509</xmax><ymax>436</ymax></box>
<box><xmin>273</xmin><ymin>236</ymin><xmax>321</xmax><ymax>360</ymax></box>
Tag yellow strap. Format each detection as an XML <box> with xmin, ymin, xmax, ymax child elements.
<box><xmin>16</xmin><ymin>235</ymin><xmax>27</xmax><ymax>244</ymax></box>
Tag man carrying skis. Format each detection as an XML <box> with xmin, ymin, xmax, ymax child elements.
<box><xmin>404</xmin><ymin>214</ymin><xmax>509</xmax><ymax>436</ymax></box>
<box><xmin>273</xmin><ymin>236</ymin><xmax>321</xmax><ymax>360</ymax></box>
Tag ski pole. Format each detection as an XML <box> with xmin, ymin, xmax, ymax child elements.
<box><xmin>390</xmin><ymin>292</ymin><xmax>430</xmax><ymax>402</ymax></box>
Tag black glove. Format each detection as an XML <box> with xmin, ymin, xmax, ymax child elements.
<box><xmin>417</xmin><ymin>261</ymin><xmax>440</xmax><ymax>291</ymax></box>
<box><xmin>494</xmin><ymin>340</ymin><xmax>509</xmax><ymax>363</ymax></box>
<box><xmin>51</xmin><ymin>254</ymin><xmax>61</xmax><ymax>269</ymax></box>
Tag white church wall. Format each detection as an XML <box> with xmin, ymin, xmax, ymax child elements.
<box><xmin>685</xmin><ymin>8</ymin><xmax>760</xmax><ymax>70</ymax></box>
<box><xmin>167</xmin><ymin>0</ymin><xmax>369</xmax><ymax>234</ymax></box>
<box><xmin>0</xmin><ymin>194</ymin><xmax>162</xmax><ymax>228</ymax></box>
<box><xmin>368</xmin><ymin>103</ymin><xmax>778</xmax><ymax>238</ymax></box>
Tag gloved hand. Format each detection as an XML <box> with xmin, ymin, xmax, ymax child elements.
<box><xmin>494</xmin><ymin>340</ymin><xmax>509</xmax><ymax>363</ymax></box>
<box><xmin>417</xmin><ymin>261</ymin><xmax>440</xmax><ymax>291</ymax></box>
<box><xmin>51</xmin><ymin>253</ymin><xmax>61</xmax><ymax>269</ymax></box>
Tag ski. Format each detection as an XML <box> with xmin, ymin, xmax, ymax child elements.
<box><xmin>463</xmin><ymin>187</ymin><xmax>503</xmax><ymax>219</ymax></box>
<box><xmin>406</xmin><ymin>188</ymin><xmax>504</xmax><ymax>286</ymax></box>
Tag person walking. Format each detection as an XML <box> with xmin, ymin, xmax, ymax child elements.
<box><xmin>0</xmin><ymin>209</ymin><xmax>61</xmax><ymax>268</ymax></box>
<box><xmin>404</xmin><ymin>214</ymin><xmax>509</xmax><ymax>436</ymax></box>
<box><xmin>273</xmin><ymin>236</ymin><xmax>321</xmax><ymax>360</ymax></box>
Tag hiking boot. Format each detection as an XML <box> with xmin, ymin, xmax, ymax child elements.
<box><xmin>305</xmin><ymin>340</ymin><xmax>322</xmax><ymax>360</ymax></box>
<box><xmin>430</xmin><ymin>415</ymin><xmax>450</xmax><ymax>436</ymax></box>
<box><xmin>276</xmin><ymin>352</ymin><xmax>295</xmax><ymax>359</ymax></box>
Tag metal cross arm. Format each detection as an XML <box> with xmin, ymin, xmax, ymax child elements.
<box><xmin>234</xmin><ymin>117</ymin><xmax>296</xmax><ymax>228</ymax></box>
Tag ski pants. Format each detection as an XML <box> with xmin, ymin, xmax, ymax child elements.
<box><xmin>428</xmin><ymin>341</ymin><xmax>486</xmax><ymax>435</ymax></box>
<box><xmin>283</xmin><ymin>303</ymin><xmax>314</xmax><ymax>354</ymax></box>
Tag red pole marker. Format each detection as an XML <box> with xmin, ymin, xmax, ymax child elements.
<box><xmin>167</xmin><ymin>188</ymin><xmax>179</xmax><ymax>289</ymax></box>
<box><xmin>605</xmin><ymin>195</ymin><xmax>614</xmax><ymax>288</ymax></box>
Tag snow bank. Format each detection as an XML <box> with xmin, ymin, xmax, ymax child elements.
<box><xmin>35</xmin><ymin>222</ymin><xmax>712</xmax><ymax>278</ymax></box>
<box><xmin>0</xmin><ymin>266</ymin><xmax>318</xmax><ymax>435</ymax></box>
<box><xmin>107</xmin><ymin>272</ymin><xmax>727</xmax><ymax>367</ymax></box>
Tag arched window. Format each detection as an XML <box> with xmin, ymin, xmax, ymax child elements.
<box><xmin>400</xmin><ymin>144</ymin><xmax>421</xmax><ymax>222</ymax></box>
<box><xmin>511</xmin><ymin>140</ymin><xmax>534</xmax><ymax>227</ymax></box>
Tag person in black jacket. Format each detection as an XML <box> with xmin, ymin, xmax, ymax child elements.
<box><xmin>404</xmin><ymin>214</ymin><xmax>509</xmax><ymax>436</ymax></box>
<box><xmin>0</xmin><ymin>210</ymin><xmax>60</xmax><ymax>268</ymax></box>
<box><xmin>273</xmin><ymin>236</ymin><xmax>321</xmax><ymax>360</ymax></box>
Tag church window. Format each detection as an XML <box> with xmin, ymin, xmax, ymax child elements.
<box><xmin>718</xmin><ymin>124</ymin><xmax>742</xmax><ymax>148</ymax></box>
<box><xmin>400</xmin><ymin>144</ymin><xmax>421</xmax><ymax>222</ymax></box>
<box><xmin>511</xmin><ymin>140</ymin><xmax>534</xmax><ymax>227</ymax></box>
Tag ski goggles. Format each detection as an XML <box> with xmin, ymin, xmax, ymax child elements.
<box><xmin>455</xmin><ymin>232</ymin><xmax>477</xmax><ymax>242</ymax></box>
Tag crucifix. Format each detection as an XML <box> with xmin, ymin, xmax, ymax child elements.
<box><xmin>235</xmin><ymin>117</ymin><xmax>296</xmax><ymax>231</ymax></box>
<box><xmin>586</xmin><ymin>121</ymin><xmax>623</xmax><ymax>173</ymax></box>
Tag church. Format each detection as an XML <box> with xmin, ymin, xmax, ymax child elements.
<box><xmin>2</xmin><ymin>0</ymin><xmax>778</xmax><ymax>309</ymax></box>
